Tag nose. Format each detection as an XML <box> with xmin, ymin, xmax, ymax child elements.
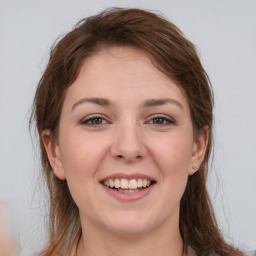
<box><xmin>110</xmin><ymin>122</ymin><xmax>147</xmax><ymax>163</ymax></box>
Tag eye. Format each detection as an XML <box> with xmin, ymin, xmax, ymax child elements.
<box><xmin>147</xmin><ymin>115</ymin><xmax>176</xmax><ymax>126</ymax></box>
<box><xmin>80</xmin><ymin>115</ymin><xmax>109</xmax><ymax>127</ymax></box>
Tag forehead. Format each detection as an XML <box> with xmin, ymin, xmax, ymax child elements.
<box><xmin>64</xmin><ymin>46</ymin><xmax>189</xmax><ymax>109</ymax></box>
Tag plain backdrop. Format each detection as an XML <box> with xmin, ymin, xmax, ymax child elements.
<box><xmin>0</xmin><ymin>0</ymin><xmax>255</xmax><ymax>255</ymax></box>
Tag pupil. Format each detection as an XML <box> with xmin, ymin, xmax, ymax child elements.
<box><xmin>154</xmin><ymin>118</ymin><xmax>163</xmax><ymax>124</ymax></box>
<box><xmin>92</xmin><ymin>118</ymin><xmax>102</xmax><ymax>124</ymax></box>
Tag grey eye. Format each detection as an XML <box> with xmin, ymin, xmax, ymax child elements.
<box><xmin>81</xmin><ymin>116</ymin><xmax>108</xmax><ymax>126</ymax></box>
<box><xmin>148</xmin><ymin>116</ymin><xmax>174</xmax><ymax>125</ymax></box>
<box><xmin>89</xmin><ymin>118</ymin><xmax>104</xmax><ymax>125</ymax></box>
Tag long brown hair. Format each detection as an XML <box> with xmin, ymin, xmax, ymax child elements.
<box><xmin>31</xmin><ymin>7</ymin><xmax>243</xmax><ymax>256</ymax></box>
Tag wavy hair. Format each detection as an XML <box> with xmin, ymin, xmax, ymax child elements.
<box><xmin>31</xmin><ymin>8</ymin><xmax>243</xmax><ymax>256</ymax></box>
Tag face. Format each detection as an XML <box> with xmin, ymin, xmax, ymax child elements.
<box><xmin>43</xmin><ymin>46</ymin><xmax>207</xmax><ymax>236</ymax></box>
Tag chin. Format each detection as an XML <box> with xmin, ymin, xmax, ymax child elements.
<box><xmin>107</xmin><ymin>223</ymin><xmax>150</xmax><ymax>236</ymax></box>
<box><xmin>102</xmin><ymin>211</ymin><xmax>155</xmax><ymax>236</ymax></box>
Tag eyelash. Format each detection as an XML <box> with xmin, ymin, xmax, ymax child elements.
<box><xmin>80</xmin><ymin>115</ymin><xmax>176</xmax><ymax>127</ymax></box>
<box><xmin>80</xmin><ymin>115</ymin><xmax>109</xmax><ymax>127</ymax></box>
<box><xmin>146</xmin><ymin>115</ymin><xmax>176</xmax><ymax>126</ymax></box>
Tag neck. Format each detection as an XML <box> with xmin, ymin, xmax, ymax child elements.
<box><xmin>77</xmin><ymin>214</ymin><xmax>184</xmax><ymax>256</ymax></box>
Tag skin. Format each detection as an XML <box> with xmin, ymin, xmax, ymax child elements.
<box><xmin>0</xmin><ymin>206</ymin><xmax>14</xmax><ymax>256</ymax></box>
<box><xmin>42</xmin><ymin>46</ymin><xmax>208</xmax><ymax>256</ymax></box>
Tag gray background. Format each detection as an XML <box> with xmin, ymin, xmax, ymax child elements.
<box><xmin>0</xmin><ymin>0</ymin><xmax>255</xmax><ymax>255</ymax></box>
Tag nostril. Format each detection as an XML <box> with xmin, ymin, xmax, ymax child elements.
<box><xmin>116</xmin><ymin>154</ymin><xmax>142</xmax><ymax>160</ymax></box>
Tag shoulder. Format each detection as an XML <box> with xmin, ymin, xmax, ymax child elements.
<box><xmin>188</xmin><ymin>246</ymin><xmax>256</xmax><ymax>256</ymax></box>
<box><xmin>246</xmin><ymin>250</ymin><xmax>256</xmax><ymax>256</ymax></box>
<box><xmin>187</xmin><ymin>246</ymin><xmax>219</xmax><ymax>256</ymax></box>
<box><xmin>187</xmin><ymin>246</ymin><xmax>197</xmax><ymax>256</ymax></box>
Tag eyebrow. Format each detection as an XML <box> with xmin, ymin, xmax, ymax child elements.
<box><xmin>71</xmin><ymin>97</ymin><xmax>184</xmax><ymax>111</ymax></box>
<box><xmin>142</xmin><ymin>98</ymin><xmax>184</xmax><ymax>109</ymax></box>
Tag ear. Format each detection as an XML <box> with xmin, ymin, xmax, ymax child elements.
<box><xmin>189</xmin><ymin>125</ymin><xmax>209</xmax><ymax>176</ymax></box>
<box><xmin>41</xmin><ymin>129</ymin><xmax>66</xmax><ymax>180</ymax></box>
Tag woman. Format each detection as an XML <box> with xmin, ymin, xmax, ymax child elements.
<box><xmin>31</xmin><ymin>8</ymin><xmax>244</xmax><ymax>256</ymax></box>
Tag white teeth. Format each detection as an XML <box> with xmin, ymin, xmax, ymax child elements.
<box><xmin>116</xmin><ymin>188</ymin><xmax>140</xmax><ymax>193</ymax></box>
<box><xmin>128</xmin><ymin>179</ymin><xmax>137</xmax><ymax>189</ymax></box>
<box><xmin>109</xmin><ymin>179</ymin><xmax>115</xmax><ymax>188</ymax></box>
<box><xmin>137</xmin><ymin>179</ymin><xmax>142</xmax><ymax>187</ymax></box>
<box><xmin>114</xmin><ymin>178</ymin><xmax>120</xmax><ymax>188</ymax></box>
<box><xmin>120</xmin><ymin>179</ymin><xmax>129</xmax><ymax>189</ymax></box>
<box><xmin>142</xmin><ymin>179</ymin><xmax>148</xmax><ymax>187</ymax></box>
<box><xmin>103</xmin><ymin>178</ymin><xmax>153</xmax><ymax>190</ymax></box>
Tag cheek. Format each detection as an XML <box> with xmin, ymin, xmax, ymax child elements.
<box><xmin>144</xmin><ymin>135</ymin><xmax>192</xmax><ymax>222</ymax></box>
<box><xmin>150</xmin><ymin>134</ymin><xmax>193</xmax><ymax>199</ymax></box>
<box><xmin>152</xmin><ymin>135</ymin><xmax>193</xmax><ymax>174</ymax></box>
<box><xmin>59</xmin><ymin>132</ymin><xmax>109</xmax><ymax>184</ymax></box>
<box><xmin>58</xmin><ymin>132</ymin><xmax>109</xmax><ymax>211</ymax></box>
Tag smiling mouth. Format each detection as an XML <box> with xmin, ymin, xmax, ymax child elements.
<box><xmin>101</xmin><ymin>178</ymin><xmax>156</xmax><ymax>193</ymax></box>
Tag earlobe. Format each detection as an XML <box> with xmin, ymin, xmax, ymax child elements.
<box><xmin>41</xmin><ymin>129</ymin><xmax>66</xmax><ymax>180</ymax></box>
<box><xmin>189</xmin><ymin>126</ymin><xmax>209</xmax><ymax>175</ymax></box>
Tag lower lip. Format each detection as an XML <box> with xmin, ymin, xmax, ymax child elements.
<box><xmin>101</xmin><ymin>183</ymin><xmax>155</xmax><ymax>201</ymax></box>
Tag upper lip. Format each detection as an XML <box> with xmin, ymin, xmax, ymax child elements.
<box><xmin>100</xmin><ymin>173</ymin><xmax>156</xmax><ymax>182</ymax></box>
